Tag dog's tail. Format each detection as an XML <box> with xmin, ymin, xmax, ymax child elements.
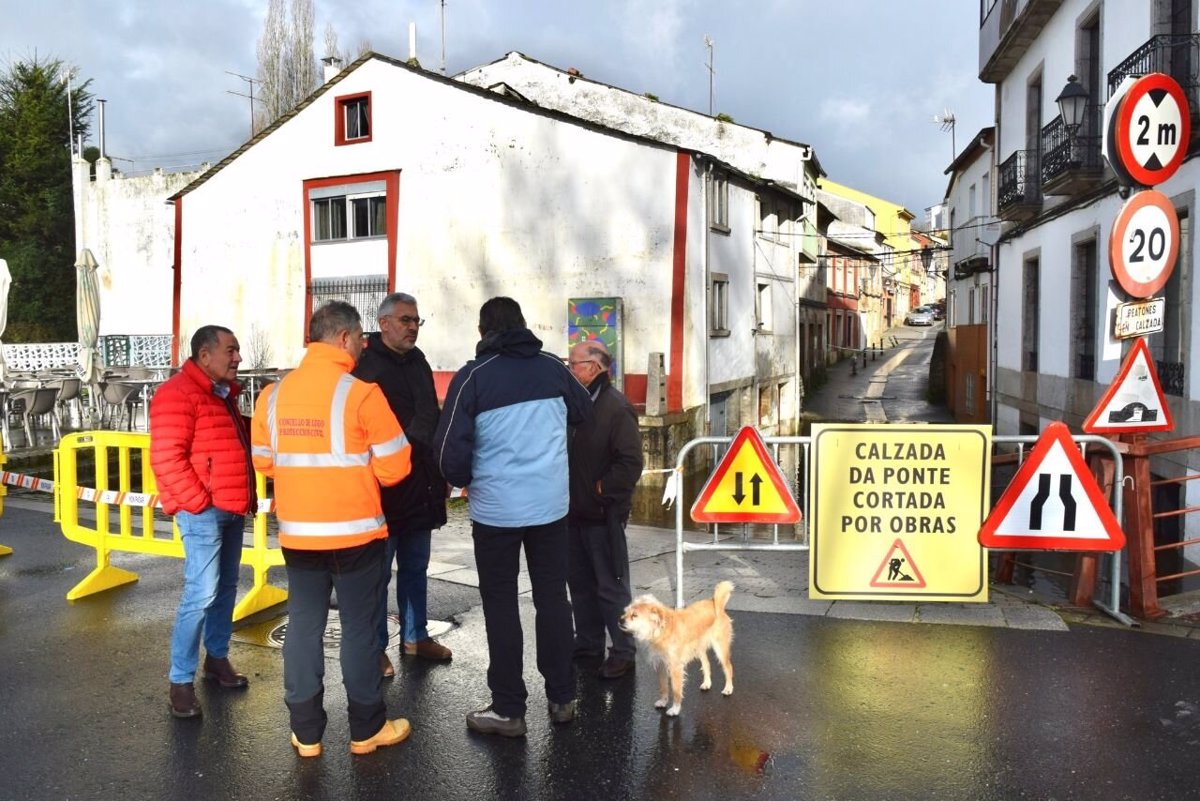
<box><xmin>713</xmin><ymin>580</ymin><xmax>734</xmax><ymax>614</ymax></box>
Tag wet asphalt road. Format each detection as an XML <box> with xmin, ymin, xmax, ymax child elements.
<box><xmin>5</xmin><ymin>500</ymin><xmax>1200</xmax><ymax>801</ymax></box>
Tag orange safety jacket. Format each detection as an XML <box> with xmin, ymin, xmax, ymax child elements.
<box><xmin>251</xmin><ymin>342</ymin><xmax>412</xmax><ymax>551</ymax></box>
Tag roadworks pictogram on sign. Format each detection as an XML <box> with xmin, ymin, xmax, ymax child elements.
<box><xmin>691</xmin><ymin>426</ymin><xmax>801</xmax><ymax>524</ymax></box>
<box><xmin>869</xmin><ymin>539</ymin><xmax>927</xmax><ymax>589</ymax></box>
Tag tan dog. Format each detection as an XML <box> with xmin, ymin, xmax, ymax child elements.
<box><xmin>619</xmin><ymin>581</ymin><xmax>734</xmax><ymax>716</ymax></box>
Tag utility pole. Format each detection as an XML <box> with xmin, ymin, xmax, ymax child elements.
<box><xmin>703</xmin><ymin>34</ymin><xmax>715</xmax><ymax>116</ymax></box>
<box><xmin>226</xmin><ymin>71</ymin><xmax>261</xmax><ymax>138</ymax></box>
<box><xmin>440</xmin><ymin>0</ymin><xmax>447</xmax><ymax>75</ymax></box>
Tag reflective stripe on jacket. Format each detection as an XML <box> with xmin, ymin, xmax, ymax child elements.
<box><xmin>251</xmin><ymin>342</ymin><xmax>412</xmax><ymax>551</ymax></box>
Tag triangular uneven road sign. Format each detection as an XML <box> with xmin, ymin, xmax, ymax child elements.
<box><xmin>1082</xmin><ymin>338</ymin><xmax>1174</xmax><ymax>434</ymax></box>
<box><xmin>691</xmin><ymin>426</ymin><xmax>801</xmax><ymax>524</ymax></box>
<box><xmin>978</xmin><ymin>422</ymin><xmax>1125</xmax><ymax>551</ymax></box>
<box><xmin>869</xmin><ymin>539</ymin><xmax>927</xmax><ymax>589</ymax></box>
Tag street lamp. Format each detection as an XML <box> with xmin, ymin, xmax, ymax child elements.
<box><xmin>1055</xmin><ymin>74</ymin><xmax>1089</xmax><ymax>136</ymax></box>
<box><xmin>919</xmin><ymin>247</ymin><xmax>933</xmax><ymax>274</ymax></box>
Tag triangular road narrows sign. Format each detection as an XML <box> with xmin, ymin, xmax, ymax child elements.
<box><xmin>869</xmin><ymin>539</ymin><xmax>927</xmax><ymax>589</ymax></box>
<box><xmin>691</xmin><ymin>426</ymin><xmax>801</xmax><ymax>524</ymax></box>
<box><xmin>978</xmin><ymin>422</ymin><xmax>1125</xmax><ymax>551</ymax></box>
<box><xmin>1082</xmin><ymin>338</ymin><xmax>1174</xmax><ymax>434</ymax></box>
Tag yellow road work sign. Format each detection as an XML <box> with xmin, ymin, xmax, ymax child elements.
<box><xmin>691</xmin><ymin>426</ymin><xmax>801</xmax><ymax>524</ymax></box>
<box><xmin>809</xmin><ymin>423</ymin><xmax>992</xmax><ymax>602</ymax></box>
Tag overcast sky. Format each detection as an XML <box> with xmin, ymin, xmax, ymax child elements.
<box><xmin>1</xmin><ymin>0</ymin><xmax>993</xmax><ymax>217</ymax></box>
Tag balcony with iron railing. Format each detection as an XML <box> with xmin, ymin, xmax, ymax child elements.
<box><xmin>1040</xmin><ymin>105</ymin><xmax>1104</xmax><ymax>196</ymax></box>
<box><xmin>1108</xmin><ymin>33</ymin><xmax>1200</xmax><ymax>150</ymax></box>
<box><xmin>997</xmin><ymin>149</ymin><xmax>1042</xmax><ymax>220</ymax></box>
<box><xmin>979</xmin><ymin>0</ymin><xmax>1065</xmax><ymax>82</ymax></box>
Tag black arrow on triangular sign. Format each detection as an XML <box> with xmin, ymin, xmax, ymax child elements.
<box><xmin>749</xmin><ymin>474</ymin><xmax>763</xmax><ymax>505</ymax></box>
<box><xmin>732</xmin><ymin>473</ymin><xmax>745</xmax><ymax>505</ymax></box>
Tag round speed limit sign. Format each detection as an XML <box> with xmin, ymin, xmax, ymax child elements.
<box><xmin>1109</xmin><ymin>190</ymin><xmax>1179</xmax><ymax>298</ymax></box>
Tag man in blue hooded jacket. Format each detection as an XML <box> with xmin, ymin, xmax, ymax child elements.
<box><xmin>434</xmin><ymin>296</ymin><xmax>592</xmax><ymax>737</ymax></box>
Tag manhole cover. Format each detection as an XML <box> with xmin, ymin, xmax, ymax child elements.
<box><xmin>262</xmin><ymin>614</ymin><xmax>452</xmax><ymax>654</ymax></box>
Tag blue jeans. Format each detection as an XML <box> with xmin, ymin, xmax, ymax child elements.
<box><xmin>168</xmin><ymin>507</ymin><xmax>245</xmax><ymax>684</ymax></box>
<box><xmin>377</xmin><ymin>528</ymin><xmax>432</xmax><ymax>648</ymax></box>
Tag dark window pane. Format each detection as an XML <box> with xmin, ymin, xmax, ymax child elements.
<box><xmin>352</xmin><ymin>197</ymin><xmax>370</xmax><ymax>237</ymax></box>
<box><xmin>370</xmin><ymin>196</ymin><xmax>387</xmax><ymax>235</ymax></box>
<box><xmin>330</xmin><ymin>198</ymin><xmax>346</xmax><ymax>239</ymax></box>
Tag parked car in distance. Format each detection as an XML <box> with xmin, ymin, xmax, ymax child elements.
<box><xmin>930</xmin><ymin>303</ymin><xmax>945</xmax><ymax>321</ymax></box>
<box><xmin>905</xmin><ymin>308</ymin><xmax>934</xmax><ymax>326</ymax></box>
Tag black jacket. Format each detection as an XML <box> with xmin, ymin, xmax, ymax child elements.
<box><xmin>352</xmin><ymin>334</ymin><xmax>448</xmax><ymax>534</ymax></box>
<box><xmin>568</xmin><ymin>372</ymin><xmax>643</xmax><ymax>523</ymax></box>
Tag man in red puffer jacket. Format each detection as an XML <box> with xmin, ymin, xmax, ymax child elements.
<box><xmin>150</xmin><ymin>325</ymin><xmax>256</xmax><ymax>720</ymax></box>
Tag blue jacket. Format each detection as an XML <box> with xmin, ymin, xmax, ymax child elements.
<box><xmin>434</xmin><ymin>328</ymin><xmax>593</xmax><ymax>527</ymax></box>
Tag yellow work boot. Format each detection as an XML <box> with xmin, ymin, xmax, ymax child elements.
<box><xmin>290</xmin><ymin>733</ymin><xmax>321</xmax><ymax>758</ymax></box>
<box><xmin>349</xmin><ymin>719</ymin><xmax>411</xmax><ymax>755</ymax></box>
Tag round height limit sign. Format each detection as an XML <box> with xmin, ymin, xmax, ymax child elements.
<box><xmin>1115</xmin><ymin>72</ymin><xmax>1190</xmax><ymax>187</ymax></box>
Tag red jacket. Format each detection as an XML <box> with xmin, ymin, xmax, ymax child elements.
<box><xmin>149</xmin><ymin>359</ymin><xmax>255</xmax><ymax>516</ymax></box>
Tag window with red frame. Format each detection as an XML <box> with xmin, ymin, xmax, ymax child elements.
<box><xmin>336</xmin><ymin>93</ymin><xmax>372</xmax><ymax>145</ymax></box>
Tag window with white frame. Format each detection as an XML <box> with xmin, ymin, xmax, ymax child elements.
<box><xmin>311</xmin><ymin>182</ymin><xmax>387</xmax><ymax>243</ymax></box>
<box><xmin>336</xmin><ymin>93</ymin><xmax>372</xmax><ymax>145</ymax></box>
<box><xmin>709</xmin><ymin>173</ymin><xmax>729</xmax><ymax>232</ymax></box>
<box><xmin>710</xmin><ymin>273</ymin><xmax>730</xmax><ymax>335</ymax></box>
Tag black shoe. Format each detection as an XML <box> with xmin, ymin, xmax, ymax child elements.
<box><xmin>169</xmin><ymin>682</ymin><xmax>202</xmax><ymax>719</ymax></box>
<box><xmin>466</xmin><ymin>706</ymin><xmax>527</xmax><ymax>737</ymax></box>
<box><xmin>598</xmin><ymin>656</ymin><xmax>635</xmax><ymax>679</ymax></box>
<box><xmin>548</xmin><ymin>700</ymin><xmax>576</xmax><ymax>724</ymax></box>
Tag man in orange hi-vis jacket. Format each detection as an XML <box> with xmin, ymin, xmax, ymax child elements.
<box><xmin>251</xmin><ymin>300</ymin><xmax>413</xmax><ymax>759</ymax></box>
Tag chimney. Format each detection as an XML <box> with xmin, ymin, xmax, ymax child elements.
<box><xmin>321</xmin><ymin>55</ymin><xmax>343</xmax><ymax>83</ymax></box>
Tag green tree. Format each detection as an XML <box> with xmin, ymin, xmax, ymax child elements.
<box><xmin>0</xmin><ymin>57</ymin><xmax>92</xmax><ymax>342</ymax></box>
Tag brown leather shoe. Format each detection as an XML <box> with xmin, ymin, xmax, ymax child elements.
<box><xmin>169</xmin><ymin>682</ymin><xmax>202</xmax><ymax>719</ymax></box>
<box><xmin>203</xmin><ymin>655</ymin><xmax>249</xmax><ymax>689</ymax></box>
<box><xmin>380</xmin><ymin>651</ymin><xmax>395</xmax><ymax>679</ymax></box>
<box><xmin>404</xmin><ymin>638</ymin><xmax>452</xmax><ymax>661</ymax></box>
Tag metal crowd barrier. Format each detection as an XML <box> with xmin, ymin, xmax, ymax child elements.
<box><xmin>672</xmin><ymin>430</ymin><xmax>1128</xmax><ymax>624</ymax></box>
<box><xmin>0</xmin><ymin>434</ymin><xmax>9</xmax><ymax>556</ymax></box>
<box><xmin>53</xmin><ymin>430</ymin><xmax>285</xmax><ymax>621</ymax></box>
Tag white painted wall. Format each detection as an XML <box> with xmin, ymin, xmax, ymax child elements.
<box><xmin>73</xmin><ymin>161</ymin><xmax>201</xmax><ymax>337</ymax></box>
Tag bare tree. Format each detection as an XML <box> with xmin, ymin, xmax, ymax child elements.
<box><xmin>246</xmin><ymin>324</ymin><xmax>274</xmax><ymax>369</ymax></box>
<box><xmin>255</xmin><ymin>0</ymin><xmax>318</xmax><ymax>132</ymax></box>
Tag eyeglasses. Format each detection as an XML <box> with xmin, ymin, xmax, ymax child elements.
<box><xmin>569</xmin><ymin>360</ymin><xmax>600</xmax><ymax>368</ymax></box>
<box><xmin>386</xmin><ymin>315</ymin><xmax>424</xmax><ymax>327</ymax></box>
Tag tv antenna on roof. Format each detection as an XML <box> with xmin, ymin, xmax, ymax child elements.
<box><xmin>933</xmin><ymin>109</ymin><xmax>956</xmax><ymax>160</ymax></box>
<box><xmin>703</xmin><ymin>34</ymin><xmax>715</xmax><ymax>116</ymax></box>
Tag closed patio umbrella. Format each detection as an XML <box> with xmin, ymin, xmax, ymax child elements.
<box><xmin>0</xmin><ymin>257</ymin><xmax>11</xmax><ymax>387</ymax></box>
<box><xmin>75</xmin><ymin>249</ymin><xmax>102</xmax><ymax>407</ymax></box>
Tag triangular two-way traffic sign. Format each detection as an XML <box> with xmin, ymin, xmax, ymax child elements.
<box><xmin>1082</xmin><ymin>338</ymin><xmax>1174</xmax><ymax>434</ymax></box>
<box><xmin>691</xmin><ymin>426</ymin><xmax>801</xmax><ymax>524</ymax></box>
<box><xmin>978</xmin><ymin>421</ymin><xmax>1125</xmax><ymax>551</ymax></box>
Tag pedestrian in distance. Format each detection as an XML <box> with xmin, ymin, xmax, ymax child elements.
<box><xmin>251</xmin><ymin>301</ymin><xmax>414</xmax><ymax>758</ymax></box>
<box><xmin>433</xmin><ymin>296</ymin><xmax>593</xmax><ymax>737</ymax></box>
<box><xmin>150</xmin><ymin>325</ymin><xmax>255</xmax><ymax>719</ymax></box>
<box><xmin>566</xmin><ymin>339</ymin><xmax>644</xmax><ymax>679</ymax></box>
<box><xmin>352</xmin><ymin>292</ymin><xmax>452</xmax><ymax>677</ymax></box>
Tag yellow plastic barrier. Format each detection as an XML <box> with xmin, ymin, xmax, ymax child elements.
<box><xmin>0</xmin><ymin>435</ymin><xmax>9</xmax><ymax>556</ymax></box>
<box><xmin>54</xmin><ymin>430</ymin><xmax>286</xmax><ymax>620</ymax></box>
